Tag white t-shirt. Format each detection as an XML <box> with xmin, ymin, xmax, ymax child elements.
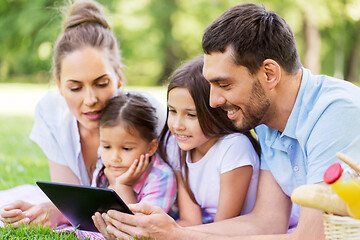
<box><xmin>30</xmin><ymin>90</ymin><xmax>166</xmax><ymax>186</ymax></box>
<box><xmin>167</xmin><ymin>133</ymin><xmax>259</xmax><ymax>223</ymax></box>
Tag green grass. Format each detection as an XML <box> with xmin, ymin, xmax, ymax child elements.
<box><xmin>0</xmin><ymin>115</ymin><xmax>49</xmax><ymax>190</ymax></box>
<box><xmin>0</xmin><ymin>223</ymin><xmax>88</xmax><ymax>239</ymax></box>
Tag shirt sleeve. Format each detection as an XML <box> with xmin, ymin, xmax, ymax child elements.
<box><xmin>137</xmin><ymin>164</ymin><xmax>177</xmax><ymax>213</ymax></box>
<box><xmin>219</xmin><ymin>134</ymin><xmax>259</xmax><ymax>174</ymax></box>
<box><xmin>306</xmin><ymin>99</ymin><xmax>360</xmax><ymax>184</ymax></box>
<box><xmin>29</xmin><ymin>98</ymin><xmax>63</xmax><ymax>163</ymax></box>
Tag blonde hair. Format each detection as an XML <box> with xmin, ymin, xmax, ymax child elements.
<box><xmin>53</xmin><ymin>0</ymin><xmax>123</xmax><ymax>81</ymax></box>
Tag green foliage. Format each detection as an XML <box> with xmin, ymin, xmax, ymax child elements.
<box><xmin>0</xmin><ymin>115</ymin><xmax>49</xmax><ymax>190</ymax></box>
<box><xmin>0</xmin><ymin>0</ymin><xmax>359</xmax><ymax>85</ymax></box>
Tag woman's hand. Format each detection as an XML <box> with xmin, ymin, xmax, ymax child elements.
<box><xmin>0</xmin><ymin>200</ymin><xmax>68</xmax><ymax>228</ymax></box>
<box><xmin>116</xmin><ymin>153</ymin><xmax>150</xmax><ymax>187</ymax></box>
<box><xmin>104</xmin><ymin>202</ymin><xmax>181</xmax><ymax>240</ymax></box>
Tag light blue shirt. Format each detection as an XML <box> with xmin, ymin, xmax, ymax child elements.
<box><xmin>255</xmin><ymin>68</ymin><xmax>360</xmax><ymax>227</ymax></box>
<box><xmin>30</xmin><ymin>90</ymin><xmax>166</xmax><ymax>186</ymax></box>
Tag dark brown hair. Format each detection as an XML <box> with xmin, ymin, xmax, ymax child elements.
<box><xmin>158</xmin><ymin>55</ymin><xmax>260</xmax><ymax>202</ymax></box>
<box><xmin>53</xmin><ymin>0</ymin><xmax>123</xmax><ymax>81</ymax></box>
<box><xmin>202</xmin><ymin>3</ymin><xmax>302</xmax><ymax>75</ymax></box>
<box><xmin>100</xmin><ymin>93</ymin><xmax>158</xmax><ymax>142</ymax></box>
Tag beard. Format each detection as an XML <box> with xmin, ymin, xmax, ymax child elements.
<box><xmin>230</xmin><ymin>78</ymin><xmax>270</xmax><ymax>131</ymax></box>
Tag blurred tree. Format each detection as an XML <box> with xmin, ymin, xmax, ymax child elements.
<box><xmin>0</xmin><ymin>0</ymin><xmax>359</xmax><ymax>84</ymax></box>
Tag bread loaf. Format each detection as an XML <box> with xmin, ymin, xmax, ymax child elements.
<box><xmin>291</xmin><ymin>184</ymin><xmax>348</xmax><ymax>216</ymax></box>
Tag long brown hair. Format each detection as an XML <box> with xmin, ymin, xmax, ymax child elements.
<box><xmin>158</xmin><ymin>55</ymin><xmax>260</xmax><ymax>203</ymax></box>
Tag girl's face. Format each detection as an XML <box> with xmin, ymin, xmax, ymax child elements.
<box><xmin>58</xmin><ymin>47</ymin><xmax>122</xmax><ymax>131</ymax></box>
<box><xmin>167</xmin><ymin>87</ymin><xmax>213</xmax><ymax>153</ymax></box>
<box><xmin>100</xmin><ymin>124</ymin><xmax>158</xmax><ymax>177</ymax></box>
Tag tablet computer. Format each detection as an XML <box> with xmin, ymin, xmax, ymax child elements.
<box><xmin>36</xmin><ymin>181</ymin><xmax>133</xmax><ymax>232</ymax></box>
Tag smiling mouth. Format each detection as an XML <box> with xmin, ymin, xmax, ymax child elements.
<box><xmin>175</xmin><ymin>133</ymin><xmax>191</xmax><ymax>141</ymax></box>
<box><xmin>221</xmin><ymin>105</ymin><xmax>240</xmax><ymax>120</ymax></box>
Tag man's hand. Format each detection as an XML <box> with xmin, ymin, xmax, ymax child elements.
<box><xmin>104</xmin><ymin>202</ymin><xmax>180</xmax><ymax>240</ymax></box>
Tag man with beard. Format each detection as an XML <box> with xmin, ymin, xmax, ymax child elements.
<box><xmin>91</xmin><ymin>3</ymin><xmax>360</xmax><ymax>240</ymax></box>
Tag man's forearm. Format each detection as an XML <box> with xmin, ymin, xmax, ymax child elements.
<box><xmin>187</xmin><ymin>212</ymin><xmax>287</xmax><ymax>236</ymax></box>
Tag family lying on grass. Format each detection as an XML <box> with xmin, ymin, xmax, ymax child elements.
<box><xmin>1</xmin><ymin>0</ymin><xmax>360</xmax><ymax>240</ymax></box>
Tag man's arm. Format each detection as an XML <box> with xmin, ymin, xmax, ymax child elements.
<box><xmin>190</xmin><ymin>170</ymin><xmax>292</xmax><ymax>235</ymax></box>
<box><xmin>190</xmin><ymin>170</ymin><xmax>325</xmax><ymax>240</ymax></box>
<box><xmin>102</xmin><ymin>170</ymin><xmax>325</xmax><ymax>240</ymax></box>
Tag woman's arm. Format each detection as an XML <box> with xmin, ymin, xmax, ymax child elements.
<box><xmin>175</xmin><ymin>171</ymin><xmax>202</xmax><ymax>226</ymax></box>
<box><xmin>48</xmin><ymin>159</ymin><xmax>80</xmax><ymax>184</ymax></box>
<box><xmin>214</xmin><ymin>165</ymin><xmax>253</xmax><ymax>222</ymax></box>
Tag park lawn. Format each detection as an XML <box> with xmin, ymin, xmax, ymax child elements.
<box><xmin>0</xmin><ymin>223</ymin><xmax>86</xmax><ymax>240</ymax></box>
<box><xmin>0</xmin><ymin>115</ymin><xmax>49</xmax><ymax>190</ymax></box>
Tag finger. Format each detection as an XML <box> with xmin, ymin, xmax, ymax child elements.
<box><xmin>2</xmin><ymin>200</ymin><xmax>31</xmax><ymax>212</ymax></box>
<box><xmin>137</xmin><ymin>154</ymin><xmax>148</xmax><ymax>174</ymax></box>
<box><xmin>106</xmin><ymin>223</ymin><xmax>133</xmax><ymax>240</ymax></box>
<box><xmin>106</xmin><ymin>210</ymin><xmax>139</xmax><ymax>227</ymax></box>
<box><xmin>128</xmin><ymin>202</ymin><xmax>163</xmax><ymax>215</ymax></box>
<box><xmin>92</xmin><ymin>212</ymin><xmax>108</xmax><ymax>237</ymax></box>
<box><xmin>136</xmin><ymin>155</ymin><xmax>146</xmax><ymax>173</ymax></box>
<box><xmin>126</xmin><ymin>159</ymin><xmax>139</xmax><ymax>177</ymax></box>
<box><xmin>7</xmin><ymin>217</ymin><xmax>30</xmax><ymax>228</ymax></box>
<box><xmin>1</xmin><ymin>211</ymin><xmax>30</xmax><ymax>225</ymax></box>
<box><xmin>0</xmin><ymin>209</ymin><xmax>23</xmax><ymax>219</ymax></box>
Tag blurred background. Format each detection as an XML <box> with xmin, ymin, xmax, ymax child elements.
<box><xmin>0</xmin><ymin>0</ymin><xmax>360</xmax><ymax>86</ymax></box>
<box><xmin>0</xmin><ymin>0</ymin><xmax>359</xmax><ymax>189</ymax></box>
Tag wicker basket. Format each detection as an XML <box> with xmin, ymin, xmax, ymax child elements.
<box><xmin>323</xmin><ymin>213</ymin><xmax>360</xmax><ymax>239</ymax></box>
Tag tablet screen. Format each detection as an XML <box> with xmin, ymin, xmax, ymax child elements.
<box><xmin>36</xmin><ymin>181</ymin><xmax>133</xmax><ymax>232</ymax></box>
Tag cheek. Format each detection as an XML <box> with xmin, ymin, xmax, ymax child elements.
<box><xmin>63</xmin><ymin>94</ymin><xmax>82</xmax><ymax>114</ymax></box>
<box><xmin>167</xmin><ymin>117</ymin><xmax>174</xmax><ymax>131</ymax></box>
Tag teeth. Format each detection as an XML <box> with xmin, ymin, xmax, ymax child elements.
<box><xmin>228</xmin><ymin>109</ymin><xmax>238</xmax><ymax>115</ymax></box>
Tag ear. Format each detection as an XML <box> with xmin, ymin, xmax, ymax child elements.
<box><xmin>147</xmin><ymin>139</ymin><xmax>159</xmax><ymax>156</ymax></box>
<box><xmin>262</xmin><ymin>59</ymin><xmax>281</xmax><ymax>90</ymax></box>
<box><xmin>117</xmin><ymin>68</ymin><xmax>123</xmax><ymax>89</ymax></box>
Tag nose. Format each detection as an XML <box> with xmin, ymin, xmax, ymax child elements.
<box><xmin>171</xmin><ymin>115</ymin><xmax>185</xmax><ymax>131</ymax></box>
<box><xmin>209</xmin><ymin>86</ymin><xmax>226</xmax><ymax>108</ymax></box>
<box><xmin>84</xmin><ymin>88</ymin><xmax>98</xmax><ymax>107</ymax></box>
<box><xmin>111</xmin><ymin>150</ymin><xmax>121</xmax><ymax>162</ymax></box>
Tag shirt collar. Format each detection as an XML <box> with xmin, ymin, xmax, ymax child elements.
<box><xmin>282</xmin><ymin>68</ymin><xmax>310</xmax><ymax>139</ymax></box>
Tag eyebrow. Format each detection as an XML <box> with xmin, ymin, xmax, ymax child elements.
<box><xmin>66</xmin><ymin>74</ymin><xmax>108</xmax><ymax>83</ymax></box>
<box><xmin>168</xmin><ymin>104</ymin><xmax>196</xmax><ymax>112</ymax></box>
<box><xmin>208</xmin><ymin>77</ymin><xmax>228</xmax><ymax>84</ymax></box>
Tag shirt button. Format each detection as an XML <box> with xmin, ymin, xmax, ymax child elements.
<box><xmin>293</xmin><ymin>166</ymin><xmax>299</xmax><ymax>172</ymax></box>
<box><xmin>289</xmin><ymin>145</ymin><xmax>293</xmax><ymax>150</ymax></box>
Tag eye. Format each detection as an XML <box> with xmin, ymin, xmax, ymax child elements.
<box><xmin>96</xmin><ymin>79</ymin><xmax>110</xmax><ymax>87</ymax></box>
<box><xmin>70</xmin><ymin>87</ymin><xmax>82</xmax><ymax>92</ymax></box>
<box><xmin>188</xmin><ymin>113</ymin><xmax>197</xmax><ymax>118</ymax></box>
<box><xmin>102</xmin><ymin>145</ymin><xmax>111</xmax><ymax>149</ymax></box>
<box><xmin>218</xmin><ymin>83</ymin><xmax>230</xmax><ymax>88</ymax></box>
<box><xmin>123</xmin><ymin>147</ymin><xmax>132</xmax><ymax>151</ymax></box>
<box><xmin>168</xmin><ymin>109</ymin><xmax>176</xmax><ymax>114</ymax></box>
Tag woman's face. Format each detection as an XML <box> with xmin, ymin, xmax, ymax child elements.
<box><xmin>58</xmin><ymin>47</ymin><xmax>122</xmax><ymax>131</ymax></box>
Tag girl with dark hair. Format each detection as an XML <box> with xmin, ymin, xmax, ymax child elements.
<box><xmin>158</xmin><ymin>55</ymin><xmax>260</xmax><ymax>226</ymax></box>
<box><xmin>91</xmin><ymin>93</ymin><xmax>177</xmax><ymax>216</ymax></box>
